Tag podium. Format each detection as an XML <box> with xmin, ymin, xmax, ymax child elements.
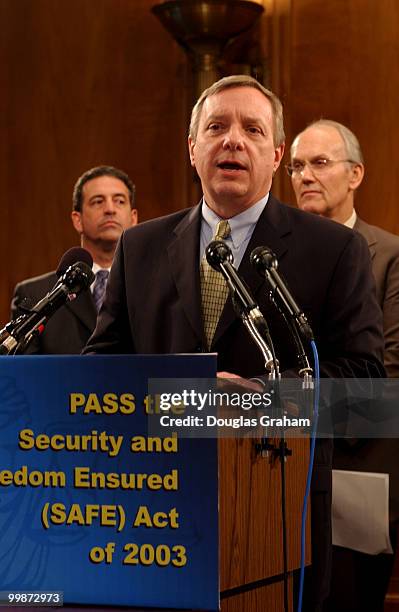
<box><xmin>0</xmin><ymin>355</ymin><xmax>310</xmax><ymax>611</ymax></box>
<box><xmin>219</xmin><ymin>438</ymin><xmax>310</xmax><ymax>611</ymax></box>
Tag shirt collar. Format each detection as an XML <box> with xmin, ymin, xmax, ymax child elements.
<box><xmin>201</xmin><ymin>194</ymin><xmax>269</xmax><ymax>248</ymax></box>
<box><xmin>92</xmin><ymin>262</ymin><xmax>111</xmax><ymax>275</ymax></box>
<box><xmin>91</xmin><ymin>262</ymin><xmax>111</xmax><ymax>289</ymax></box>
<box><xmin>343</xmin><ymin>209</ymin><xmax>357</xmax><ymax>229</ymax></box>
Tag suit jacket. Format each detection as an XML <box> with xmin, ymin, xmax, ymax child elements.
<box><xmin>355</xmin><ymin>217</ymin><xmax>399</xmax><ymax>378</ymax></box>
<box><xmin>333</xmin><ymin>217</ymin><xmax>399</xmax><ymax>521</ymax></box>
<box><xmin>85</xmin><ymin>197</ymin><xmax>383</xmax><ymax>376</ymax></box>
<box><xmin>84</xmin><ymin>195</ymin><xmax>385</xmax><ymax>606</ymax></box>
<box><xmin>11</xmin><ymin>271</ymin><xmax>97</xmax><ymax>354</ymax></box>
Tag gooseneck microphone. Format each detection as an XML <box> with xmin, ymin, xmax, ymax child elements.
<box><xmin>0</xmin><ymin>248</ymin><xmax>95</xmax><ymax>355</ymax></box>
<box><xmin>250</xmin><ymin>247</ymin><xmax>314</xmax><ymax>342</ymax></box>
<box><xmin>206</xmin><ymin>240</ymin><xmax>261</xmax><ymax>319</ymax></box>
<box><xmin>206</xmin><ymin>240</ymin><xmax>278</xmax><ymax>375</ymax></box>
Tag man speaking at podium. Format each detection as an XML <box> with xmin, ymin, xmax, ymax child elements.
<box><xmin>84</xmin><ymin>76</ymin><xmax>384</xmax><ymax>610</ymax></box>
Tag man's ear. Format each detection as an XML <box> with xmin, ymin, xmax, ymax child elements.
<box><xmin>131</xmin><ymin>209</ymin><xmax>138</xmax><ymax>226</ymax></box>
<box><xmin>349</xmin><ymin>163</ymin><xmax>365</xmax><ymax>191</ymax></box>
<box><xmin>188</xmin><ymin>136</ymin><xmax>196</xmax><ymax>168</ymax></box>
<box><xmin>71</xmin><ymin>211</ymin><xmax>83</xmax><ymax>234</ymax></box>
<box><xmin>273</xmin><ymin>143</ymin><xmax>285</xmax><ymax>173</ymax></box>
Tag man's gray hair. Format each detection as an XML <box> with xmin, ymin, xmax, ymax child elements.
<box><xmin>292</xmin><ymin>119</ymin><xmax>364</xmax><ymax>164</ymax></box>
<box><xmin>189</xmin><ymin>75</ymin><xmax>285</xmax><ymax>147</ymax></box>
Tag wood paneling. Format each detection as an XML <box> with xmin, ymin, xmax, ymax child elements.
<box><xmin>219</xmin><ymin>437</ymin><xmax>310</xmax><ymax>610</ymax></box>
<box><xmin>285</xmin><ymin>0</ymin><xmax>399</xmax><ymax>231</ymax></box>
<box><xmin>0</xmin><ymin>0</ymin><xmax>190</xmax><ymax>324</ymax></box>
<box><xmin>2</xmin><ymin>0</ymin><xmax>399</xmax><ymax>326</ymax></box>
<box><xmin>221</xmin><ymin>576</ymin><xmax>294</xmax><ymax>612</ymax></box>
<box><xmin>220</xmin><ymin>437</ymin><xmax>310</xmax><ymax>588</ymax></box>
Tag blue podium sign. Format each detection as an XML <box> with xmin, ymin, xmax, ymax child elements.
<box><xmin>0</xmin><ymin>354</ymin><xmax>218</xmax><ymax>610</ymax></box>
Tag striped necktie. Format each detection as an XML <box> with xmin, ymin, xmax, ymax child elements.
<box><xmin>200</xmin><ymin>220</ymin><xmax>231</xmax><ymax>349</ymax></box>
<box><xmin>93</xmin><ymin>269</ymin><xmax>109</xmax><ymax>312</ymax></box>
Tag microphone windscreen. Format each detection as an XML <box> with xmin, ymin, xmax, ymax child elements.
<box><xmin>56</xmin><ymin>248</ymin><xmax>93</xmax><ymax>277</ymax></box>
<box><xmin>206</xmin><ymin>240</ymin><xmax>233</xmax><ymax>271</ymax></box>
<box><xmin>250</xmin><ymin>247</ymin><xmax>277</xmax><ymax>273</ymax></box>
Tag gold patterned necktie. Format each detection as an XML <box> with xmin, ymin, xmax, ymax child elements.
<box><xmin>200</xmin><ymin>220</ymin><xmax>231</xmax><ymax>349</ymax></box>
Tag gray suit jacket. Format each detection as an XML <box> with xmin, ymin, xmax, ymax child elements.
<box><xmin>334</xmin><ymin>217</ymin><xmax>399</xmax><ymax>521</ymax></box>
<box><xmin>11</xmin><ymin>271</ymin><xmax>97</xmax><ymax>354</ymax></box>
<box><xmin>355</xmin><ymin>217</ymin><xmax>399</xmax><ymax>377</ymax></box>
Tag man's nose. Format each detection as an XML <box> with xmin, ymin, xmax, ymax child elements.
<box><xmin>103</xmin><ymin>197</ymin><xmax>116</xmax><ymax>213</ymax></box>
<box><xmin>300</xmin><ymin>162</ymin><xmax>316</xmax><ymax>182</ymax></box>
<box><xmin>222</xmin><ymin>126</ymin><xmax>244</xmax><ymax>150</ymax></box>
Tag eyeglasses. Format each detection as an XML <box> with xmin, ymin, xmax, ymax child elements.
<box><xmin>285</xmin><ymin>158</ymin><xmax>356</xmax><ymax>177</ymax></box>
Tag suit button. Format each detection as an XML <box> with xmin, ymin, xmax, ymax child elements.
<box><xmin>195</xmin><ymin>344</ymin><xmax>203</xmax><ymax>352</ymax></box>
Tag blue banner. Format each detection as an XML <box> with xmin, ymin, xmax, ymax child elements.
<box><xmin>0</xmin><ymin>354</ymin><xmax>218</xmax><ymax>610</ymax></box>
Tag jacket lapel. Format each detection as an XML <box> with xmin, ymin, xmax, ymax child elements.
<box><xmin>65</xmin><ymin>289</ymin><xmax>97</xmax><ymax>332</ymax></box>
<box><xmin>354</xmin><ymin>217</ymin><xmax>377</xmax><ymax>261</ymax></box>
<box><xmin>167</xmin><ymin>205</ymin><xmax>205</xmax><ymax>344</ymax></box>
<box><xmin>212</xmin><ymin>195</ymin><xmax>291</xmax><ymax>346</ymax></box>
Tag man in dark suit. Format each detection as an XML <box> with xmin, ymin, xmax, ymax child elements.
<box><xmin>290</xmin><ymin>119</ymin><xmax>399</xmax><ymax>611</ymax></box>
<box><xmin>11</xmin><ymin>165</ymin><xmax>137</xmax><ymax>354</ymax></box>
<box><xmin>84</xmin><ymin>76</ymin><xmax>385</xmax><ymax>610</ymax></box>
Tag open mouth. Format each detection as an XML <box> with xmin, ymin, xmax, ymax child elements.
<box><xmin>217</xmin><ymin>161</ymin><xmax>246</xmax><ymax>171</ymax></box>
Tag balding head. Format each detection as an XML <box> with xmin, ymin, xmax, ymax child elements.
<box><xmin>289</xmin><ymin>121</ymin><xmax>364</xmax><ymax>223</ymax></box>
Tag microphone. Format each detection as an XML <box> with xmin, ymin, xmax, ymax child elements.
<box><xmin>56</xmin><ymin>247</ymin><xmax>94</xmax><ymax>277</ymax></box>
<box><xmin>1</xmin><ymin>248</ymin><xmax>94</xmax><ymax>354</ymax></box>
<box><xmin>206</xmin><ymin>240</ymin><xmax>277</xmax><ymax>374</ymax></box>
<box><xmin>250</xmin><ymin>246</ymin><xmax>314</xmax><ymax>342</ymax></box>
<box><xmin>206</xmin><ymin>240</ymin><xmax>264</xmax><ymax>326</ymax></box>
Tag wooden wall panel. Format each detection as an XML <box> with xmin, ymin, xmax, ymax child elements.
<box><xmin>286</xmin><ymin>0</ymin><xmax>399</xmax><ymax>232</ymax></box>
<box><xmin>0</xmin><ymin>0</ymin><xmax>190</xmax><ymax>324</ymax></box>
<box><xmin>1</xmin><ymin>0</ymin><xmax>399</xmax><ymax>328</ymax></box>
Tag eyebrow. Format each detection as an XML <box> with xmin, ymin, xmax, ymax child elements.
<box><xmin>206</xmin><ymin>112</ymin><xmax>266</xmax><ymax>126</ymax></box>
<box><xmin>291</xmin><ymin>154</ymin><xmax>329</xmax><ymax>161</ymax></box>
<box><xmin>89</xmin><ymin>192</ymin><xmax>127</xmax><ymax>200</ymax></box>
<box><xmin>205</xmin><ymin>112</ymin><xmax>228</xmax><ymax>123</ymax></box>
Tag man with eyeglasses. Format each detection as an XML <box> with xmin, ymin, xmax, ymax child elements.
<box><xmin>290</xmin><ymin>119</ymin><xmax>399</xmax><ymax>612</ymax></box>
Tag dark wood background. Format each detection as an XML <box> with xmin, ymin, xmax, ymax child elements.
<box><xmin>1</xmin><ymin>0</ymin><xmax>398</xmax><ymax>324</ymax></box>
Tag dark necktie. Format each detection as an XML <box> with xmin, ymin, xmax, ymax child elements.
<box><xmin>93</xmin><ymin>269</ymin><xmax>109</xmax><ymax>312</ymax></box>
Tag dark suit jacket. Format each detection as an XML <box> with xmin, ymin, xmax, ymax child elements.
<box><xmin>84</xmin><ymin>195</ymin><xmax>385</xmax><ymax>606</ymax></box>
<box><xmin>11</xmin><ymin>271</ymin><xmax>97</xmax><ymax>354</ymax></box>
<box><xmin>85</xmin><ymin>197</ymin><xmax>383</xmax><ymax>376</ymax></box>
<box><xmin>333</xmin><ymin>217</ymin><xmax>399</xmax><ymax>522</ymax></box>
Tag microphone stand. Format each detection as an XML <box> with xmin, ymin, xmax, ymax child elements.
<box><xmin>249</xmin><ymin>251</ymin><xmax>315</xmax><ymax>612</ymax></box>
<box><xmin>208</xmin><ymin>240</ymin><xmax>294</xmax><ymax>612</ymax></box>
<box><xmin>0</xmin><ymin>261</ymin><xmax>94</xmax><ymax>356</ymax></box>
<box><xmin>238</xmin><ymin>306</ymin><xmax>277</xmax><ymax>377</ymax></box>
<box><xmin>239</xmin><ymin>303</ymin><xmax>290</xmax><ymax>612</ymax></box>
<box><xmin>228</xmin><ymin>289</ymin><xmax>292</xmax><ymax>611</ymax></box>
<box><xmin>0</xmin><ymin>315</ymin><xmax>28</xmax><ymax>355</ymax></box>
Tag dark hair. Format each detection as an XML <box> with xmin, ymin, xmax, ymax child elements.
<box><xmin>72</xmin><ymin>165</ymin><xmax>136</xmax><ymax>212</ymax></box>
